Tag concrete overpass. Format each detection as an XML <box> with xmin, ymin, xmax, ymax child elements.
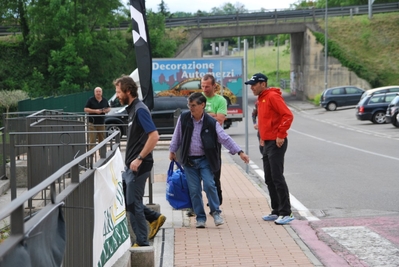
<box><xmin>175</xmin><ymin>22</ymin><xmax>370</xmax><ymax>100</ymax></box>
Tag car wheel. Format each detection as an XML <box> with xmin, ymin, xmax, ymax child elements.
<box><xmin>393</xmin><ymin>114</ymin><xmax>399</xmax><ymax>128</ymax></box>
<box><xmin>372</xmin><ymin>111</ymin><xmax>386</xmax><ymax>124</ymax></box>
<box><xmin>326</xmin><ymin>102</ymin><xmax>337</xmax><ymax>111</ymax></box>
<box><xmin>106</xmin><ymin>125</ymin><xmax>123</xmax><ymax>137</ymax></box>
<box><xmin>223</xmin><ymin>119</ymin><xmax>232</xmax><ymax>130</ymax></box>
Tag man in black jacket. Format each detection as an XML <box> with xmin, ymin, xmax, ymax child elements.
<box><xmin>169</xmin><ymin>93</ymin><xmax>249</xmax><ymax>228</ymax></box>
<box><xmin>113</xmin><ymin>75</ymin><xmax>161</xmax><ymax>247</ymax></box>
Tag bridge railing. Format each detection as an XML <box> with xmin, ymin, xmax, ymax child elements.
<box><xmin>163</xmin><ymin>2</ymin><xmax>399</xmax><ymax>28</ymax></box>
<box><xmin>1</xmin><ymin>3</ymin><xmax>398</xmax><ymax>35</ymax></box>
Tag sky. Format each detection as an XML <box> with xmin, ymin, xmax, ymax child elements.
<box><xmin>143</xmin><ymin>0</ymin><xmax>296</xmax><ymax>13</ymax></box>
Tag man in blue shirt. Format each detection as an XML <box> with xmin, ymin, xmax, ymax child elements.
<box><xmin>113</xmin><ymin>75</ymin><xmax>164</xmax><ymax>246</ymax></box>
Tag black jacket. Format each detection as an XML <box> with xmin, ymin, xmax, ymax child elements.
<box><xmin>180</xmin><ymin>111</ymin><xmax>221</xmax><ymax>172</ymax></box>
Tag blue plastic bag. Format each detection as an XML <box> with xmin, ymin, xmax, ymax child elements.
<box><xmin>166</xmin><ymin>160</ymin><xmax>192</xmax><ymax>209</ymax></box>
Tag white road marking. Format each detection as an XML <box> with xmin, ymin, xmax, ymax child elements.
<box><xmin>249</xmin><ymin>160</ymin><xmax>320</xmax><ymax>221</ymax></box>
<box><xmin>290</xmin><ymin>129</ymin><xmax>399</xmax><ymax>161</ymax></box>
<box><xmin>322</xmin><ymin>226</ymin><xmax>399</xmax><ymax>266</ymax></box>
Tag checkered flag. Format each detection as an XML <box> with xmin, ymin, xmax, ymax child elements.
<box><xmin>129</xmin><ymin>0</ymin><xmax>154</xmax><ymax>110</ymax></box>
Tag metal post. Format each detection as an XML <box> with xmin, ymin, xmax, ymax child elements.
<box><xmin>324</xmin><ymin>0</ymin><xmax>328</xmax><ymax>90</ymax></box>
<box><xmin>253</xmin><ymin>36</ymin><xmax>256</xmax><ymax>67</ymax></box>
<box><xmin>1</xmin><ymin>126</ymin><xmax>6</xmax><ymax>180</ymax></box>
<box><xmin>277</xmin><ymin>35</ymin><xmax>280</xmax><ymax>85</ymax></box>
<box><xmin>10</xmin><ymin>134</ymin><xmax>16</xmax><ymax>200</ymax></box>
<box><xmin>368</xmin><ymin>0</ymin><xmax>373</xmax><ymax>19</ymax></box>
<box><xmin>243</xmin><ymin>39</ymin><xmax>249</xmax><ymax>174</ymax></box>
<box><xmin>148</xmin><ymin>167</ymin><xmax>154</xmax><ymax>204</ymax></box>
<box><xmin>220</xmin><ymin>61</ymin><xmax>224</xmax><ymax>96</ymax></box>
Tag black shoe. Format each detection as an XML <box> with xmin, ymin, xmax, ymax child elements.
<box><xmin>186</xmin><ymin>209</ymin><xmax>195</xmax><ymax>217</ymax></box>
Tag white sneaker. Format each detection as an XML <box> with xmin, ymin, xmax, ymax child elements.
<box><xmin>212</xmin><ymin>212</ymin><xmax>224</xmax><ymax>226</ymax></box>
<box><xmin>274</xmin><ymin>214</ymin><xmax>295</xmax><ymax>225</ymax></box>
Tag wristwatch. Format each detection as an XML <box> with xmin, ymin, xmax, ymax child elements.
<box><xmin>136</xmin><ymin>155</ymin><xmax>143</xmax><ymax>160</ymax></box>
<box><xmin>238</xmin><ymin>150</ymin><xmax>244</xmax><ymax>155</ymax></box>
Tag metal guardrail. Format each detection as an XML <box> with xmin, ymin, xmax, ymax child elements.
<box><xmin>0</xmin><ymin>108</ymin><xmax>163</xmax><ymax>265</ymax></box>
<box><xmin>1</xmin><ymin>2</ymin><xmax>398</xmax><ymax>35</ymax></box>
<box><xmin>162</xmin><ymin>2</ymin><xmax>399</xmax><ymax>28</ymax></box>
<box><xmin>0</xmin><ymin>131</ymin><xmax>121</xmax><ymax>266</ymax></box>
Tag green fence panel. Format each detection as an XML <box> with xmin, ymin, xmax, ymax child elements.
<box><xmin>18</xmin><ymin>89</ymin><xmax>115</xmax><ymax>113</ymax></box>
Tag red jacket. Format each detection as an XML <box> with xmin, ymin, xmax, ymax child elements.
<box><xmin>257</xmin><ymin>88</ymin><xmax>293</xmax><ymax>140</ymax></box>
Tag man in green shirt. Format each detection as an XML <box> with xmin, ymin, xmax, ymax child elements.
<box><xmin>202</xmin><ymin>74</ymin><xmax>227</xmax><ymax>205</ymax></box>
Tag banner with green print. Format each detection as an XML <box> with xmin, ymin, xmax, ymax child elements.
<box><xmin>93</xmin><ymin>148</ymin><xmax>130</xmax><ymax>267</ymax></box>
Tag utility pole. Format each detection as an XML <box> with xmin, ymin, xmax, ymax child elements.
<box><xmin>324</xmin><ymin>0</ymin><xmax>328</xmax><ymax>90</ymax></box>
<box><xmin>253</xmin><ymin>36</ymin><xmax>255</xmax><ymax>67</ymax></box>
<box><xmin>243</xmin><ymin>39</ymin><xmax>249</xmax><ymax>174</ymax></box>
<box><xmin>277</xmin><ymin>35</ymin><xmax>280</xmax><ymax>85</ymax></box>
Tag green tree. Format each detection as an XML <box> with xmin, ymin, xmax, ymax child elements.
<box><xmin>14</xmin><ymin>0</ymin><xmax>126</xmax><ymax>96</ymax></box>
<box><xmin>0</xmin><ymin>90</ymin><xmax>29</xmax><ymax>117</ymax></box>
<box><xmin>0</xmin><ymin>0</ymin><xmax>185</xmax><ymax>98</ymax></box>
<box><xmin>0</xmin><ymin>0</ymin><xmax>30</xmax><ymax>48</ymax></box>
<box><xmin>157</xmin><ymin>0</ymin><xmax>170</xmax><ymax>17</ymax></box>
<box><xmin>147</xmin><ymin>11</ymin><xmax>178</xmax><ymax>57</ymax></box>
<box><xmin>210</xmin><ymin>2</ymin><xmax>247</xmax><ymax>15</ymax></box>
<box><xmin>171</xmin><ymin>11</ymin><xmax>194</xmax><ymax>18</ymax></box>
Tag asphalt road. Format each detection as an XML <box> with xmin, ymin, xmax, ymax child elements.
<box><xmin>230</xmin><ymin>94</ymin><xmax>399</xmax><ymax>216</ymax></box>
<box><xmin>227</xmin><ymin>94</ymin><xmax>399</xmax><ymax>266</ymax></box>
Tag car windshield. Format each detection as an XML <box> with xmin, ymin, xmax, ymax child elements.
<box><xmin>391</xmin><ymin>96</ymin><xmax>399</xmax><ymax>105</ymax></box>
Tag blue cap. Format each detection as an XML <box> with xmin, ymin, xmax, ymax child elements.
<box><xmin>244</xmin><ymin>73</ymin><xmax>268</xmax><ymax>85</ymax></box>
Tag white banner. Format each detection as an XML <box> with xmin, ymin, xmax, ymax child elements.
<box><xmin>93</xmin><ymin>148</ymin><xmax>130</xmax><ymax>267</ymax></box>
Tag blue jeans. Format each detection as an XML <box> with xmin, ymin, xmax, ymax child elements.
<box><xmin>183</xmin><ymin>157</ymin><xmax>221</xmax><ymax>222</ymax></box>
<box><xmin>122</xmin><ymin>163</ymin><xmax>152</xmax><ymax>246</ymax></box>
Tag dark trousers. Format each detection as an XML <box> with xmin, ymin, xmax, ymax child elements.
<box><xmin>144</xmin><ymin>207</ymin><xmax>160</xmax><ymax>223</ymax></box>
<box><xmin>262</xmin><ymin>138</ymin><xmax>292</xmax><ymax>216</ymax></box>
<box><xmin>122</xmin><ymin>161</ymin><xmax>153</xmax><ymax>246</ymax></box>
<box><xmin>214</xmin><ymin>144</ymin><xmax>223</xmax><ymax>205</ymax></box>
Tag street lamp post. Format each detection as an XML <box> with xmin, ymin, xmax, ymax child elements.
<box><xmin>277</xmin><ymin>35</ymin><xmax>280</xmax><ymax>86</ymax></box>
<box><xmin>324</xmin><ymin>0</ymin><xmax>328</xmax><ymax>90</ymax></box>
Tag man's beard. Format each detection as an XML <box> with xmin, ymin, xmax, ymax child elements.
<box><xmin>119</xmin><ymin>96</ymin><xmax>129</xmax><ymax>105</ymax></box>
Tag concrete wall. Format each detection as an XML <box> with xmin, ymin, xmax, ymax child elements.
<box><xmin>175</xmin><ymin>30</ymin><xmax>203</xmax><ymax>58</ymax></box>
<box><xmin>290</xmin><ymin>33</ymin><xmax>304</xmax><ymax>97</ymax></box>
<box><xmin>301</xmin><ymin>28</ymin><xmax>371</xmax><ymax>100</ymax></box>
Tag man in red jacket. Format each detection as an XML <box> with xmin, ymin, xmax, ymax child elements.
<box><xmin>245</xmin><ymin>73</ymin><xmax>295</xmax><ymax>225</ymax></box>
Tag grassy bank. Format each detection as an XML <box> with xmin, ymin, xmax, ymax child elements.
<box><xmin>318</xmin><ymin>12</ymin><xmax>399</xmax><ymax>87</ymax></box>
<box><xmin>235</xmin><ymin>44</ymin><xmax>291</xmax><ymax>87</ymax></box>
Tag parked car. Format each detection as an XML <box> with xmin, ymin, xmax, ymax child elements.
<box><xmin>355</xmin><ymin>92</ymin><xmax>397</xmax><ymax>124</ymax></box>
<box><xmin>385</xmin><ymin>93</ymin><xmax>399</xmax><ymax>127</ymax></box>
<box><xmin>360</xmin><ymin>85</ymin><xmax>399</xmax><ymax>100</ymax></box>
<box><xmin>105</xmin><ymin>95</ymin><xmax>188</xmax><ymax>136</ymax></box>
<box><xmin>155</xmin><ymin>77</ymin><xmax>243</xmax><ymax>129</ymax></box>
<box><xmin>320</xmin><ymin>86</ymin><xmax>365</xmax><ymax>111</ymax></box>
<box><xmin>156</xmin><ymin>78</ymin><xmax>236</xmax><ymax>105</ymax></box>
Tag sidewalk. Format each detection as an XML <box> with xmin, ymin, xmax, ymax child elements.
<box><xmin>0</xmin><ymin>96</ymin><xmax>322</xmax><ymax>266</ymax></box>
<box><xmin>149</xmin><ymin>144</ymin><xmax>322</xmax><ymax>267</ymax></box>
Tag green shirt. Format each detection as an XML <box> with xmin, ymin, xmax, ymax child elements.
<box><xmin>203</xmin><ymin>93</ymin><xmax>227</xmax><ymax>115</ymax></box>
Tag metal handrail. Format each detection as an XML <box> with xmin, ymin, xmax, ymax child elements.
<box><xmin>0</xmin><ymin>131</ymin><xmax>120</xmax><ymax>261</ymax></box>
